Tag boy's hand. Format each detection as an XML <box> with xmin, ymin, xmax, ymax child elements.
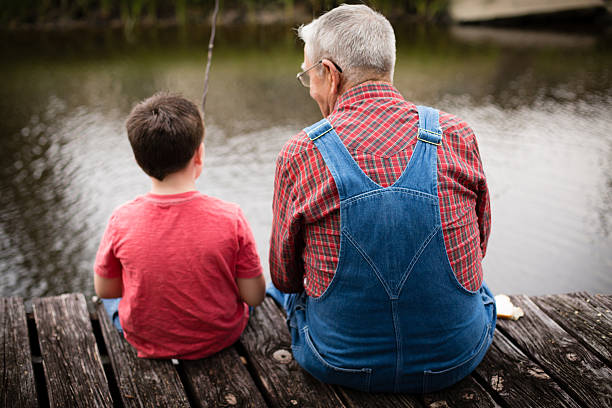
<box><xmin>237</xmin><ymin>275</ymin><xmax>266</xmax><ymax>307</ymax></box>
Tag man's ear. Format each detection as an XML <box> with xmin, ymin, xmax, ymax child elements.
<box><xmin>322</xmin><ymin>59</ymin><xmax>342</xmax><ymax>95</ymax></box>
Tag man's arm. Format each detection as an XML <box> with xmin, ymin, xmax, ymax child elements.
<box><xmin>472</xmin><ymin>136</ymin><xmax>491</xmax><ymax>257</ymax></box>
<box><xmin>269</xmin><ymin>152</ymin><xmax>306</xmax><ymax>293</ymax></box>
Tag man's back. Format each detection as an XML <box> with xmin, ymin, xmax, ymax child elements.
<box><xmin>270</xmin><ymin>82</ymin><xmax>491</xmax><ymax>297</ymax></box>
<box><xmin>95</xmin><ymin>191</ymin><xmax>262</xmax><ymax>359</ymax></box>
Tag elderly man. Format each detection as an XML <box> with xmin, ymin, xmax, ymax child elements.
<box><xmin>268</xmin><ymin>4</ymin><xmax>496</xmax><ymax>393</ymax></box>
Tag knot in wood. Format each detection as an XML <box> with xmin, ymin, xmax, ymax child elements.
<box><xmin>491</xmin><ymin>375</ymin><xmax>504</xmax><ymax>392</ymax></box>
<box><xmin>566</xmin><ymin>353</ymin><xmax>578</xmax><ymax>361</ymax></box>
<box><xmin>462</xmin><ymin>392</ymin><xmax>475</xmax><ymax>400</ymax></box>
<box><xmin>224</xmin><ymin>393</ymin><xmax>238</xmax><ymax>405</ymax></box>
<box><xmin>272</xmin><ymin>349</ymin><xmax>292</xmax><ymax>364</ymax></box>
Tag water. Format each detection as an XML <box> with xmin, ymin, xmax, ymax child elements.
<box><xmin>0</xmin><ymin>24</ymin><xmax>610</xmax><ymax>299</ymax></box>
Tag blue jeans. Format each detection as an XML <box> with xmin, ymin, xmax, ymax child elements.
<box><xmin>101</xmin><ymin>297</ymin><xmax>254</xmax><ymax>335</ymax></box>
<box><xmin>101</xmin><ymin>297</ymin><xmax>123</xmax><ymax>333</ymax></box>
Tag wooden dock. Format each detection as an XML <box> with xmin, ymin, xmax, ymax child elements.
<box><xmin>449</xmin><ymin>0</ymin><xmax>607</xmax><ymax>22</ymax></box>
<box><xmin>1</xmin><ymin>292</ymin><xmax>611</xmax><ymax>407</ymax></box>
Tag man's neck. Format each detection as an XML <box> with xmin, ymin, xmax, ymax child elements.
<box><xmin>341</xmin><ymin>78</ymin><xmax>392</xmax><ymax>95</ymax></box>
<box><xmin>150</xmin><ymin>172</ymin><xmax>197</xmax><ymax>195</ymax></box>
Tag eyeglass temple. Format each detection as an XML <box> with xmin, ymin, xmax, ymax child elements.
<box><xmin>328</xmin><ymin>60</ymin><xmax>343</xmax><ymax>73</ymax></box>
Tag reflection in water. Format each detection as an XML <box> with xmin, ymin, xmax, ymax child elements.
<box><xmin>0</xmin><ymin>97</ymin><xmax>91</xmax><ymax>296</ymax></box>
<box><xmin>0</xmin><ymin>24</ymin><xmax>610</xmax><ymax>298</ymax></box>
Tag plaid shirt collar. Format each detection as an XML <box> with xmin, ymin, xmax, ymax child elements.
<box><xmin>333</xmin><ymin>81</ymin><xmax>405</xmax><ymax>113</ymax></box>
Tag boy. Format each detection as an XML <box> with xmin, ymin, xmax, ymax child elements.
<box><xmin>94</xmin><ymin>93</ymin><xmax>265</xmax><ymax>359</ymax></box>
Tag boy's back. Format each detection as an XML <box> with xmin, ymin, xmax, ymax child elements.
<box><xmin>96</xmin><ymin>191</ymin><xmax>262</xmax><ymax>359</ymax></box>
<box><xmin>94</xmin><ymin>93</ymin><xmax>264</xmax><ymax>359</ymax></box>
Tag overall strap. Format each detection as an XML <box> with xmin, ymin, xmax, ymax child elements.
<box><xmin>416</xmin><ymin>105</ymin><xmax>442</xmax><ymax>145</ymax></box>
<box><xmin>392</xmin><ymin>105</ymin><xmax>442</xmax><ymax>196</ymax></box>
<box><xmin>305</xmin><ymin>119</ymin><xmax>379</xmax><ymax>200</ymax></box>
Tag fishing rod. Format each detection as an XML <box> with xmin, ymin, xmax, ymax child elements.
<box><xmin>201</xmin><ymin>0</ymin><xmax>220</xmax><ymax>119</ymax></box>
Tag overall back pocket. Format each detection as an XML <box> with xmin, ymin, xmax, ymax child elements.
<box><xmin>295</xmin><ymin>326</ymin><xmax>373</xmax><ymax>392</ymax></box>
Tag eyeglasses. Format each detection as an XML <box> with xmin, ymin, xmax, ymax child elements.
<box><xmin>296</xmin><ymin>59</ymin><xmax>343</xmax><ymax>87</ymax></box>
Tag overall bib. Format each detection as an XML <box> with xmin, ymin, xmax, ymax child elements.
<box><xmin>269</xmin><ymin>106</ymin><xmax>496</xmax><ymax>393</ymax></box>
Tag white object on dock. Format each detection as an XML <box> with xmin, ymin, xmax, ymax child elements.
<box><xmin>495</xmin><ymin>294</ymin><xmax>525</xmax><ymax>320</ymax></box>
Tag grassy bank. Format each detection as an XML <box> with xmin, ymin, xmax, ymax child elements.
<box><xmin>1</xmin><ymin>0</ymin><xmax>449</xmax><ymax>30</ymax></box>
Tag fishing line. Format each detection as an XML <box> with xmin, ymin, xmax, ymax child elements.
<box><xmin>201</xmin><ymin>0</ymin><xmax>220</xmax><ymax>119</ymax></box>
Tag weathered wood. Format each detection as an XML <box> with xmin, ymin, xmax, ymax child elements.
<box><xmin>180</xmin><ymin>346</ymin><xmax>267</xmax><ymax>408</ymax></box>
<box><xmin>239</xmin><ymin>297</ymin><xmax>346</xmax><ymax>408</ymax></box>
<box><xmin>32</xmin><ymin>293</ymin><xmax>112</xmax><ymax>407</ymax></box>
<box><xmin>590</xmin><ymin>293</ymin><xmax>612</xmax><ymax>311</ymax></box>
<box><xmin>0</xmin><ymin>297</ymin><xmax>38</xmax><ymax>408</ymax></box>
<box><xmin>6</xmin><ymin>291</ymin><xmax>611</xmax><ymax>407</ymax></box>
<box><xmin>450</xmin><ymin>0</ymin><xmax>606</xmax><ymax>22</ymax></box>
<box><xmin>532</xmin><ymin>293</ymin><xmax>612</xmax><ymax>365</ymax></box>
<box><xmin>336</xmin><ymin>387</ymin><xmax>422</xmax><ymax>408</ymax></box>
<box><xmin>94</xmin><ymin>301</ymin><xmax>189</xmax><ymax>408</ymax></box>
<box><xmin>422</xmin><ymin>375</ymin><xmax>500</xmax><ymax>408</ymax></box>
<box><xmin>497</xmin><ymin>295</ymin><xmax>612</xmax><ymax>407</ymax></box>
<box><xmin>474</xmin><ymin>330</ymin><xmax>580</xmax><ymax>407</ymax></box>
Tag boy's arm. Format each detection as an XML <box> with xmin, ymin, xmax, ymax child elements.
<box><xmin>235</xmin><ymin>207</ymin><xmax>265</xmax><ymax>306</ymax></box>
<box><xmin>94</xmin><ymin>274</ymin><xmax>123</xmax><ymax>298</ymax></box>
<box><xmin>237</xmin><ymin>275</ymin><xmax>266</xmax><ymax>307</ymax></box>
<box><xmin>94</xmin><ymin>214</ymin><xmax>123</xmax><ymax>298</ymax></box>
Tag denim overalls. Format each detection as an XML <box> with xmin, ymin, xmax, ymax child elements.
<box><xmin>268</xmin><ymin>106</ymin><xmax>496</xmax><ymax>393</ymax></box>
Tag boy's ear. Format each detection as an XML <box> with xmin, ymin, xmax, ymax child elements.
<box><xmin>194</xmin><ymin>142</ymin><xmax>204</xmax><ymax>165</ymax></box>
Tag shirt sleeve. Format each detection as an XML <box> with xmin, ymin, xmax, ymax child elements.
<box><xmin>235</xmin><ymin>207</ymin><xmax>264</xmax><ymax>279</ymax></box>
<box><xmin>471</xmin><ymin>136</ymin><xmax>491</xmax><ymax>257</ymax></box>
<box><xmin>269</xmin><ymin>151</ymin><xmax>306</xmax><ymax>293</ymax></box>
<box><xmin>94</xmin><ymin>215</ymin><xmax>122</xmax><ymax>279</ymax></box>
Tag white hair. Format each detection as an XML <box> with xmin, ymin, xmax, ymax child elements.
<box><xmin>298</xmin><ymin>4</ymin><xmax>396</xmax><ymax>85</ymax></box>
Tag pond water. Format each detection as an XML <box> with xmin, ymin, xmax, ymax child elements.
<box><xmin>0</xmin><ymin>23</ymin><xmax>610</xmax><ymax>299</ymax></box>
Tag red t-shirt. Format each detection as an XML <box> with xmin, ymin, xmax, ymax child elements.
<box><xmin>94</xmin><ymin>191</ymin><xmax>263</xmax><ymax>359</ymax></box>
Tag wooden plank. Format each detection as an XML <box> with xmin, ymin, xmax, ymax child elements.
<box><xmin>450</xmin><ymin>0</ymin><xmax>605</xmax><ymax>22</ymax></box>
<box><xmin>474</xmin><ymin>330</ymin><xmax>580</xmax><ymax>408</ymax></box>
<box><xmin>239</xmin><ymin>297</ymin><xmax>346</xmax><ymax>408</ymax></box>
<box><xmin>336</xmin><ymin>387</ymin><xmax>422</xmax><ymax>408</ymax></box>
<box><xmin>0</xmin><ymin>297</ymin><xmax>38</xmax><ymax>408</ymax></box>
<box><xmin>33</xmin><ymin>293</ymin><xmax>112</xmax><ymax>407</ymax></box>
<box><xmin>94</xmin><ymin>301</ymin><xmax>189</xmax><ymax>408</ymax></box>
<box><xmin>497</xmin><ymin>295</ymin><xmax>612</xmax><ymax>407</ymax></box>
<box><xmin>591</xmin><ymin>294</ymin><xmax>612</xmax><ymax>310</ymax></box>
<box><xmin>532</xmin><ymin>293</ymin><xmax>612</xmax><ymax>365</ymax></box>
<box><xmin>422</xmin><ymin>375</ymin><xmax>500</xmax><ymax>408</ymax></box>
<box><xmin>180</xmin><ymin>346</ymin><xmax>267</xmax><ymax>408</ymax></box>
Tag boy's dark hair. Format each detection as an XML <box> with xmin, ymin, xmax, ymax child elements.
<box><xmin>126</xmin><ymin>93</ymin><xmax>204</xmax><ymax>181</ymax></box>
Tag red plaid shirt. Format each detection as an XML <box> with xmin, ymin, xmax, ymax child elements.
<box><xmin>270</xmin><ymin>82</ymin><xmax>491</xmax><ymax>297</ymax></box>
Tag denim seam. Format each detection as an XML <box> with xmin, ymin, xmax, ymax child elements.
<box><xmin>423</xmin><ymin>322</ymin><xmax>493</xmax><ymax>376</ymax></box>
<box><xmin>342</xmin><ymin>187</ymin><xmax>436</xmax><ymax>206</ymax></box>
<box><xmin>343</xmin><ymin>231</ymin><xmax>393</xmax><ymax>298</ymax></box>
<box><xmin>391</xmin><ymin>299</ymin><xmax>402</xmax><ymax>392</ymax></box>
<box><xmin>303</xmin><ymin>327</ymin><xmax>372</xmax><ymax>375</ymax></box>
<box><xmin>396</xmin><ymin>224</ymin><xmax>442</xmax><ymax>298</ymax></box>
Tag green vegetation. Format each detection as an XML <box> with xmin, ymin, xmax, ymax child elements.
<box><xmin>0</xmin><ymin>0</ymin><xmax>449</xmax><ymax>29</ymax></box>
